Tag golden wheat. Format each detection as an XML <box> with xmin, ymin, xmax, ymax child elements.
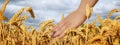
<box><xmin>0</xmin><ymin>0</ymin><xmax>120</xmax><ymax>45</ymax></box>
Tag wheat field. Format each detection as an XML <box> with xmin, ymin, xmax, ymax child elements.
<box><xmin>0</xmin><ymin>0</ymin><xmax>120</xmax><ymax>45</ymax></box>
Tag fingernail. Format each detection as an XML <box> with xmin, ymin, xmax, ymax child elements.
<box><xmin>50</xmin><ymin>32</ymin><xmax>53</xmax><ymax>37</ymax></box>
<box><xmin>50</xmin><ymin>31</ymin><xmax>56</xmax><ymax>38</ymax></box>
<box><xmin>53</xmin><ymin>33</ymin><xmax>59</xmax><ymax>38</ymax></box>
<box><xmin>53</xmin><ymin>33</ymin><xmax>57</xmax><ymax>37</ymax></box>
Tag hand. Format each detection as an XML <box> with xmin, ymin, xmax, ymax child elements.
<box><xmin>50</xmin><ymin>10</ymin><xmax>86</xmax><ymax>38</ymax></box>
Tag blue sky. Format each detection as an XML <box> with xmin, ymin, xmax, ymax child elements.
<box><xmin>0</xmin><ymin>0</ymin><xmax>120</xmax><ymax>29</ymax></box>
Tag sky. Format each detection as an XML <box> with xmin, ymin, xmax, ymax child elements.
<box><xmin>0</xmin><ymin>0</ymin><xmax>120</xmax><ymax>29</ymax></box>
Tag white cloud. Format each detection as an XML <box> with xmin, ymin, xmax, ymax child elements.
<box><xmin>0</xmin><ymin>0</ymin><xmax>120</xmax><ymax>29</ymax></box>
<box><xmin>94</xmin><ymin>0</ymin><xmax>120</xmax><ymax>14</ymax></box>
<box><xmin>86</xmin><ymin>0</ymin><xmax>120</xmax><ymax>23</ymax></box>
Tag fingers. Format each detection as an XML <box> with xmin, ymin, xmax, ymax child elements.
<box><xmin>51</xmin><ymin>21</ymin><xmax>64</xmax><ymax>32</ymax></box>
<box><xmin>50</xmin><ymin>22</ymin><xmax>65</xmax><ymax>37</ymax></box>
<box><xmin>51</xmin><ymin>23</ymin><xmax>68</xmax><ymax>38</ymax></box>
<box><xmin>51</xmin><ymin>26</ymin><xmax>57</xmax><ymax>32</ymax></box>
<box><xmin>50</xmin><ymin>25</ymin><xmax>59</xmax><ymax>37</ymax></box>
<box><xmin>53</xmin><ymin>25</ymin><xmax>66</xmax><ymax>38</ymax></box>
<box><xmin>50</xmin><ymin>31</ymin><xmax>56</xmax><ymax>38</ymax></box>
<box><xmin>57</xmin><ymin>32</ymin><xmax>65</xmax><ymax>38</ymax></box>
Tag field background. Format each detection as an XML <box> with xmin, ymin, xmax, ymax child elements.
<box><xmin>0</xmin><ymin>0</ymin><xmax>120</xmax><ymax>29</ymax></box>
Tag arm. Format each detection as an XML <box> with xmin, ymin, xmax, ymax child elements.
<box><xmin>77</xmin><ymin>0</ymin><xmax>98</xmax><ymax>14</ymax></box>
<box><xmin>75</xmin><ymin>0</ymin><xmax>98</xmax><ymax>26</ymax></box>
<box><xmin>79</xmin><ymin>0</ymin><xmax>98</xmax><ymax>9</ymax></box>
<box><xmin>51</xmin><ymin>0</ymin><xmax>98</xmax><ymax>38</ymax></box>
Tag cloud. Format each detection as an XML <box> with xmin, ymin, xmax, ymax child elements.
<box><xmin>4</xmin><ymin>5</ymin><xmax>24</xmax><ymax>17</ymax></box>
<box><xmin>85</xmin><ymin>0</ymin><xmax>120</xmax><ymax>23</ymax></box>
<box><xmin>0</xmin><ymin>0</ymin><xmax>120</xmax><ymax>29</ymax></box>
<box><xmin>0</xmin><ymin>0</ymin><xmax>24</xmax><ymax>4</ymax></box>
